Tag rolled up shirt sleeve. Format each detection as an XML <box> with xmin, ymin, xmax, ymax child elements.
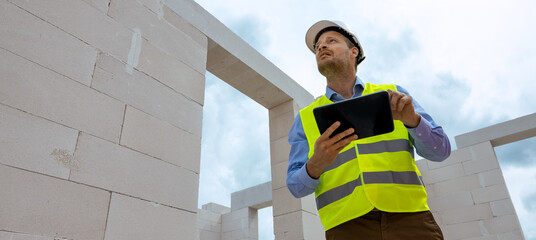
<box><xmin>287</xmin><ymin>113</ymin><xmax>320</xmax><ymax>198</ymax></box>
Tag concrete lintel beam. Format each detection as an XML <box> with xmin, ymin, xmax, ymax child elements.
<box><xmin>455</xmin><ymin>113</ymin><xmax>536</xmax><ymax>148</ymax></box>
<box><xmin>231</xmin><ymin>181</ymin><xmax>272</xmax><ymax>211</ymax></box>
<box><xmin>165</xmin><ymin>0</ymin><xmax>314</xmax><ymax>109</ymax></box>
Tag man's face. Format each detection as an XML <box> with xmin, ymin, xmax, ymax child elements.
<box><xmin>315</xmin><ymin>31</ymin><xmax>357</xmax><ymax>76</ymax></box>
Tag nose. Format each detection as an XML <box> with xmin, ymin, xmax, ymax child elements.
<box><xmin>315</xmin><ymin>41</ymin><xmax>327</xmax><ymax>53</ymax></box>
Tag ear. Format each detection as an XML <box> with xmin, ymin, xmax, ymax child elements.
<box><xmin>351</xmin><ymin>47</ymin><xmax>359</xmax><ymax>58</ymax></box>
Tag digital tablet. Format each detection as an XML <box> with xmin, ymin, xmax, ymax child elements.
<box><xmin>313</xmin><ymin>90</ymin><xmax>394</xmax><ymax>139</ymax></box>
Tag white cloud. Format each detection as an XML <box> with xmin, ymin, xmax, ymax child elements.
<box><xmin>350</xmin><ymin>0</ymin><xmax>536</xmax><ymax>123</ymax></box>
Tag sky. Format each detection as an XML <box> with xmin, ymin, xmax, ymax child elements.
<box><xmin>190</xmin><ymin>0</ymin><xmax>536</xmax><ymax>239</ymax></box>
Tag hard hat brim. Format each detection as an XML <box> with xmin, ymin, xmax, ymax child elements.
<box><xmin>305</xmin><ymin>20</ymin><xmax>342</xmax><ymax>53</ymax></box>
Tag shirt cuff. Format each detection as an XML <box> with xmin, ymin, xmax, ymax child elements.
<box><xmin>297</xmin><ymin>163</ymin><xmax>321</xmax><ymax>189</ymax></box>
<box><xmin>406</xmin><ymin>116</ymin><xmax>433</xmax><ymax>140</ymax></box>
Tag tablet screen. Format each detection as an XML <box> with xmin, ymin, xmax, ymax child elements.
<box><xmin>313</xmin><ymin>91</ymin><xmax>394</xmax><ymax>139</ymax></box>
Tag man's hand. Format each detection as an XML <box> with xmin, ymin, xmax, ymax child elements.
<box><xmin>387</xmin><ymin>89</ymin><xmax>421</xmax><ymax>128</ymax></box>
<box><xmin>306</xmin><ymin>121</ymin><xmax>358</xmax><ymax>179</ymax></box>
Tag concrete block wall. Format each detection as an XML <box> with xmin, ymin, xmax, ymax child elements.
<box><xmin>203</xmin><ymin>114</ymin><xmax>534</xmax><ymax>240</ymax></box>
<box><xmin>416</xmin><ymin>143</ymin><xmax>526</xmax><ymax>239</ymax></box>
<box><xmin>222</xmin><ymin>207</ymin><xmax>259</xmax><ymax>240</ymax></box>
<box><xmin>1</xmin><ymin>0</ymin><xmax>206</xmax><ymax>239</ymax></box>
<box><xmin>197</xmin><ymin>183</ymin><xmax>271</xmax><ymax>240</ymax></box>
<box><xmin>2</xmin><ymin>0</ymin><xmax>531</xmax><ymax>239</ymax></box>
<box><xmin>269</xmin><ymin>100</ymin><xmax>325</xmax><ymax>240</ymax></box>
<box><xmin>198</xmin><ymin>203</ymin><xmax>231</xmax><ymax>240</ymax></box>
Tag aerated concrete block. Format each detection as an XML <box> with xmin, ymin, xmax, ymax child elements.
<box><xmin>92</xmin><ymin>53</ymin><xmax>203</xmax><ymax>137</ymax></box>
<box><xmin>202</xmin><ymin>203</ymin><xmax>231</xmax><ymax>215</ymax></box>
<box><xmin>163</xmin><ymin>6</ymin><xmax>208</xmax><ymax>47</ymax></box>
<box><xmin>72</xmin><ymin>133</ymin><xmax>199</xmax><ymax>212</ymax></box>
<box><xmin>231</xmin><ymin>182</ymin><xmax>272</xmax><ymax>210</ymax></box>
<box><xmin>0</xmin><ymin>231</ymin><xmax>54</xmax><ymax>240</ymax></box>
<box><xmin>301</xmin><ymin>211</ymin><xmax>326</xmax><ymax>240</ymax></box>
<box><xmin>0</xmin><ymin>164</ymin><xmax>110</xmax><ymax>240</ymax></box>
<box><xmin>463</xmin><ymin>141</ymin><xmax>500</xmax><ymax>175</ymax></box>
<box><xmin>198</xmin><ymin>230</ymin><xmax>221</xmax><ymax>240</ymax></box>
<box><xmin>455</xmin><ymin>113</ymin><xmax>536</xmax><ymax>148</ymax></box>
<box><xmin>108</xmin><ymin>0</ymin><xmax>207</xmax><ymax>73</ymax></box>
<box><xmin>428</xmin><ymin>191</ymin><xmax>475</xmax><ymax>212</ymax></box>
<box><xmin>272</xmin><ymin>187</ymin><xmax>317</xmax><ymax>217</ymax></box>
<box><xmin>432</xmin><ymin>174</ymin><xmax>482</xmax><ymax>198</ymax></box>
<box><xmin>271</xmin><ymin>161</ymin><xmax>288</xmax><ymax>190</ymax></box>
<box><xmin>0</xmin><ymin>104</ymin><xmax>78</xmax><ymax>179</ymax></box>
<box><xmin>9</xmin><ymin>0</ymin><xmax>132</xmax><ymax>63</ymax></box>
<box><xmin>440</xmin><ymin>203</ymin><xmax>493</xmax><ymax>225</ymax></box>
<box><xmin>477</xmin><ymin>169</ymin><xmax>505</xmax><ymax>188</ymax></box>
<box><xmin>222</xmin><ymin>207</ymin><xmax>258</xmax><ymax>239</ymax></box>
<box><xmin>135</xmin><ymin>0</ymin><xmax>163</xmax><ymax>16</ymax></box>
<box><xmin>0</xmin><ymin>48</ymin><xmax>124</xmax><ymax>143</ymax></box>
<box><xmin>269</xmin><ymin>100</ymin><xmax>296</xmax><ymax>121</ymax></box>
<box><xmin>273</xmin><ymin>210</ymin><xmax>324</xmax><ymax>240</ymax></box>
<box><xmin>0</xmin><ymin>1</ymin><xmax>97</xmax><ymax>86</ymax></box>
<box><xmin>415</xmin><ymin>158</ymin><xmax>429</xmax><ymax>173</ymax></box>
<box><xmin>441</xmin><ymin>221</ymin><xmax>486</xmax><ymax>240</ymax></box>
<box><xmin>199</xmin><ymin>208</ymin><xmax>223</xmax><ymax>225</ymax></box>
<box><xmin>497</xmin><ymin>231</ymin><xmax>525</xmax><ymax>239</ymax></box>
<box><xmin>490</xmin><ymin>199</ymin><xmax>517</xmax><ymax>217</ymax></box>
<box><xmin>137</xmin><ymin>40</ymin><xmax>206</xmax><ymax>105</ymax></box>
<box><xmin>269</xmin><ymin>108</ymin><xmax>295</xmax><ymax>142</ymax></box>
<box><xmin>481</xmin><ymin>215</ymin><xmax>523</xmax><ymax>234</ymax></box>
<box><xmin>104</xmin><ymin>193</ymin><xmax>196</xmax><ymax>240</ymax></box>
<box><xmin>81</xmin><ymin>0</ymin><xmax>109</xmax><ymax>13</ymax></box>
<box><xmin>471</xmin><ymin>184</ymin><xmax>510</xmax><ymax>204</ymax></box>
<box><xmin>120</xmin><ymin>106</ymin><xmax>202</xmax><ymax>173</ymax></box>
<box><xmin>465</xmin><ymin>236</ymin><xmax>498</xmax><ymax>240</ymax></box>
<box><xmin>270</xmin><ymin>136</ymin><xmax>291</xmax><ymax>165</ymax></box>
<box><xmin>425</xmin><ymin>162</ymin><xmax>465</xmax><ymax>184</ymax></box>
<box><xmin>427</xmin><ymin>147</ymin><xmax>472</xmax><ymax>170</ymax></box>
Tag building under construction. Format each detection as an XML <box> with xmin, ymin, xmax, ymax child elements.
<box><xmin>0</xmin><ymin>0</ymin><xmax>533</xmax><ymax>239</ymax></box>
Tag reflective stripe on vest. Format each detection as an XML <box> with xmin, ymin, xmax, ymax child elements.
<box><xmin>316</xmin><ymin>171</ymin><xmax>424</xmax><ymax>210</ymax></box>
<box><xmin>364</xmin><ymin>171</ymin><xmax>424</xmax><ymax>185</ymax></box>
<box><xmin>323</xmin><ymin>139</ymin><xmax>414</xmax><ymax>173</ymax></box>
<box><xmin>316</xmin><ymin>175</ymin><xmax>362</xmax><ymax>210</ymax></box>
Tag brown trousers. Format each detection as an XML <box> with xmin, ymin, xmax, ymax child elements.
<box><xmin>325</xmin><ymin>210</ymin><xmax>444</xmax><ymax>240</ymax></box>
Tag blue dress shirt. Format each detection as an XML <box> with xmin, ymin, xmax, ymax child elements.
<box><xmin>287</xmin><ymin>76</ymin><xmax>451</xmax><ymax>198</ymax></box>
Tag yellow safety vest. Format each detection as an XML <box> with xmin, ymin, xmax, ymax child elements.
<box><xmin>300</xmin><ymin>83</ymin><xmax>429</xmax><ymax>231</ymax></box>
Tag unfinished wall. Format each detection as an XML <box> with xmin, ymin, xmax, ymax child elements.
<box><xmin>421</xmin><ymin>113</ymin><xmax>535</xmax><ymax>239</ymax></box>
<box><xmin>0</xmin><ymin>0</ymin><xmax>206</xmax><ymax>239</ymax></box>
<box><xmin>198</xmin><ymin>203</ymin><xmax>231</xmax><ymax>240</ymax></box>
<box><xmin>269</xmin><ymin>101</ymin><xmax>325</xmax><ymax>240</ymax></box>
<box><xmin>199</xmin><ymin>114</ymin><xmax>534</xmax><ymax>240</ymax></box>
<box><xmin>164</xmin><ymin>0</ymin><xmax>322</xmax><ymax>239</ymax></box>
<box><xmin>2</xmin><ymin>0</ymin><xmax>531</xmax><ymax>239</ymax></box>
<box><xmin>417</xmin><ymin>145</ymin><xmax>524</xmax><ymax>239</ymax></box>
<box><xmin>1</xmin><ymin>0</ymin><xmax>318</xmax><ymax>239</ymax></box>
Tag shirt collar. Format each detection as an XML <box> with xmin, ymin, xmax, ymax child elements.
<box><xmin>325</xmin><ymin>75</ymin><xmax>365</xmax><ymax>102</ymax></box>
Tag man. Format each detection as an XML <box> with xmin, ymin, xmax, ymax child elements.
<box><xmin>287</xmin><ymin>20</ymin><xmax>451</xmax><ymax>239</ymax></box>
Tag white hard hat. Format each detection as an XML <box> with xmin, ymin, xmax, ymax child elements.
<box><xmin>305</xmin><ymin>20</ymin><xmax>366</xmax><ymax>66</ymax></box>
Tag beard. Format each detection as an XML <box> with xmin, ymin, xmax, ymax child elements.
<box><xmin>317</xmin><ymin>57</ymin><xmax>347</xmax><ymax>77</ymax></box>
